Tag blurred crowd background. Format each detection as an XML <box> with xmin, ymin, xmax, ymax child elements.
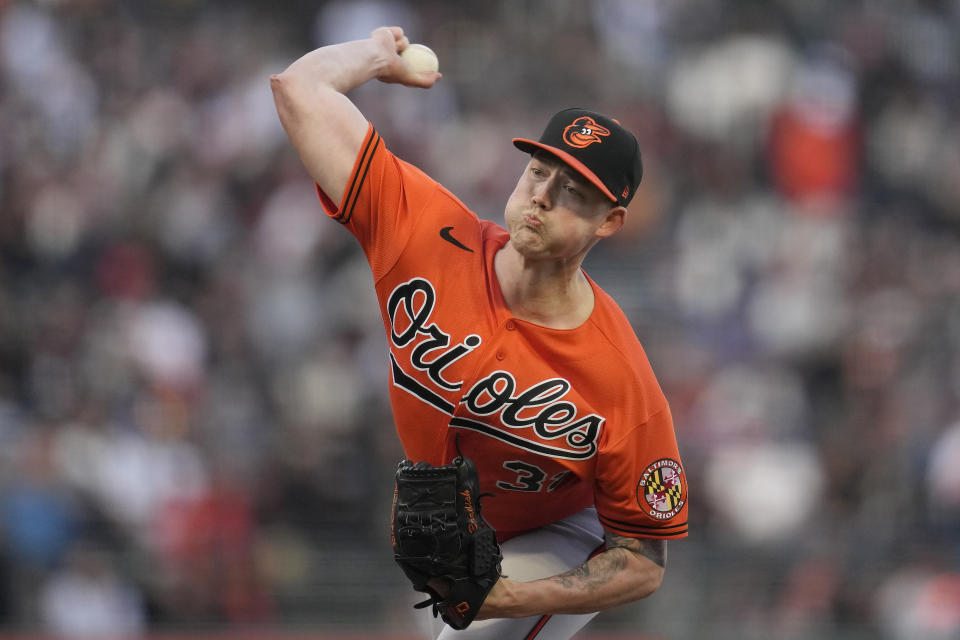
<box><xmin>1</xmin><ymin>0</ymin><xmax>959</xmax><ymax>638</ymax></box>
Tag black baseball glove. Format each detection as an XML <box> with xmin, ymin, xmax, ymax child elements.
<box><xmin>391</xmin><ymin>454</ymin><xmax>502</xmax><ymax>630</ymax></box>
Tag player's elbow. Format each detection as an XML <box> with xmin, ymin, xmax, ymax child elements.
<box><xmin>270</xmin><ymin>72</ymin><xmax>295</xmax><ymax>111</ymax></box>
<box><xmin>269</xmin><ymin>72</ymin><xmax>285</xmax><ymax>94</ymax></box>
<box><xmin>624</xmin><ymin>561</ymin><xmax>665</xmax><ymax>603</ymax></box>
<box><xmin>270</xmin><ymin>72</ymin><xmax>306</xmax><ymax>131</ymax></box>
<box><xmin>639</xmin><ymin>564</ymin><xmax>665</xmax><ymax>599</ymax></box>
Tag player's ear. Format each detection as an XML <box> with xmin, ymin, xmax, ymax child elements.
<box><xmin>595</xmin><ymin>206</ymin><xmax>626</xmax><ymax>239</ymax></box>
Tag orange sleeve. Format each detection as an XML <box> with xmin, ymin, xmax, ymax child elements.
<box><xmin>316</xmin><ymin>124</ymin><xmax>443</xmax><ymax>280</ymax></box>
<box><xmin>594</xmin><ymin>406</ymin><xmax>689</xmax><ymax>539</ymax></box>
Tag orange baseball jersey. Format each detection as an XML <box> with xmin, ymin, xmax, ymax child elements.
<box><xmin>317</xmin><ymin>124</ymin><xmax>687</xmax><ymax>542</ymax></box>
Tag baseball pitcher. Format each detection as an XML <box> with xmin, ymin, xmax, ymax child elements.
<box><xmin>271</xmin><ymin>26</ymin><xmax>687</xmax><ymax>640</ymax></box>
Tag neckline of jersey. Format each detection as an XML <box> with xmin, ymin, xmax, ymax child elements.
<box><xmin>483</xmin><ymin>223</ymin><xmax>600</xmax><ymax>334</ymax></box>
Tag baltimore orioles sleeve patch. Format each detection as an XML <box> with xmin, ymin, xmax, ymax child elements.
<box><xmin>598</xmin><ymin>457</ymin><xmax>688</xmax><ymax>538</ymax></box>
<box><xmin>636</xmin><ymin>458</ymin><xmax>686</xmax><ymax>521</ymax></box>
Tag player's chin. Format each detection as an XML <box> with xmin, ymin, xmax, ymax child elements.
<box><xmin>510</xmin><ymin>237</ymin><xmax>550</xmax><ymax>259</ymax></box>
<box><xmin>510</xmin><ymin>224</ymin><xmax>547</xmax><ymax>245</ymax></box>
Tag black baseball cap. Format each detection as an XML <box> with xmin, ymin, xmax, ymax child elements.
<box><xmin>512</xmin><ymin>108</ymin><xmax>643</xmax><ymax>207</ymax></box>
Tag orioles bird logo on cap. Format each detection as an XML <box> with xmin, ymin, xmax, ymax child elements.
<box><xmin>562</xmin><ymin>116</ymin><xmax>611</xmax><ymax>149</ymax></box>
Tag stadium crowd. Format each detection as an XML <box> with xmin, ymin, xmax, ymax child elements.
<box><xmin>0</xmin><ymin>0</ymin><xmax>959</xmax><ymax>638</ymax></box>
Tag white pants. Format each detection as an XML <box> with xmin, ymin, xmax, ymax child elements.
<box><xmin>419</xmin><ymin>507</ymin><xmax>605</xmax><ymax>640</ymax></box>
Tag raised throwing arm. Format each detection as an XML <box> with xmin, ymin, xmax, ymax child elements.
<box><xmin>269</xmin><ymin>26</ymin><xmax>441</xmax><ymax>203</ymax></box>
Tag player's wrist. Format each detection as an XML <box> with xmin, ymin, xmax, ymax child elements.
<box><xmin>478</xmin><ymin>577</ymin><xmax>535</xmax><ymax>619</ymax></box>
<box><xmin>368</xmin><ymin>28</ymin><xmax>403</xmax><ymax>82</ymax></box>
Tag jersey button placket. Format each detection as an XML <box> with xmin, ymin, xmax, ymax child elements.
<box><xmin>498</xmin><ymin>319</ymin><xmax>516</xmax><ymax>361</ymax></box>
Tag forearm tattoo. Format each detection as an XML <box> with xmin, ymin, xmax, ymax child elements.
<box><xmin>553</xmin><ymin>545</ymin><xmax>628</xmax><ymax>591</ymax></box>
<box><xmin>605</xmin><ymin>532</ymin><xmax>667</xmax><ymax>568</ymax></box>
<box><xmin>550</xmin><ymin>534</ymin><xmax>667</xmax><ymax>593</ymax></box>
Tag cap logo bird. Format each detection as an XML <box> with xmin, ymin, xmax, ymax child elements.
<box><xmin>562</xmin><ymin>116</ymin><xmax>610</xmax><ymax>148</ymax></box>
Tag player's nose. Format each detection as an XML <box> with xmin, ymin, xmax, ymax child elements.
<box><xmin>530</xmin><ymin>178</ymin><xmax>554</xmax><ymax>210</ymax></box>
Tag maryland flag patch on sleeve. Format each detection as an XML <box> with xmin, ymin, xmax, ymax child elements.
<box><xmin>636</xmin><ymin>458</ymin><xmax>686</xmax><ymax>521</ymax></box>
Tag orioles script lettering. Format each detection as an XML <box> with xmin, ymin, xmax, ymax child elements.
<box><xmin>388</xmin><ymin>278</ymin><xmax>481</xmax><ymax>392</ymax></box>
<box><xmin>387</xmin><ymin>277</ymin><xmax>603</xmax><ymax>460</ymax></box>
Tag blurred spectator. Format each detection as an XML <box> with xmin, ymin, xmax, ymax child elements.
<box><xmin>768</xmin><ymin>45</ymin><xmax>861</xmax><ymax>210</ymax></box>
<box><xmin>150</xmin><ymin>466</ymin><xmax>272</xmax><ymax>624</ymax></box>
<box><xmin>38</xmin><ymin>542</ymin><xmax>145</xmax><ymax>639</ymax></box>
<box><xmin>0</xmin><ymin>429</ymin><xmax>79</xmax><ymax>580</ymax></box>
<box><xmin>875</xmin><ymin>567</ymin><xmax>960</xmax><ymax>640</ymax></box>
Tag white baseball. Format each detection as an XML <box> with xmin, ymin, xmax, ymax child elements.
<box><xmin>401</xmin><ymin>43</ymin><xmax>439</xmax><ymax>73</ymax></box>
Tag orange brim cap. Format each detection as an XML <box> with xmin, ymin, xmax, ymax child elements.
<box><xmin>512</xmin><ymin>138</ymin><xmax>618</xmax><ymax>203</ymax></box>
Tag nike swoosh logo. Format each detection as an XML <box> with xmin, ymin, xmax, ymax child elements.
<box><xmin>439</xmin><ymin>226</ymin><xmax>473</xmax><ymax>252</ymax></box>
